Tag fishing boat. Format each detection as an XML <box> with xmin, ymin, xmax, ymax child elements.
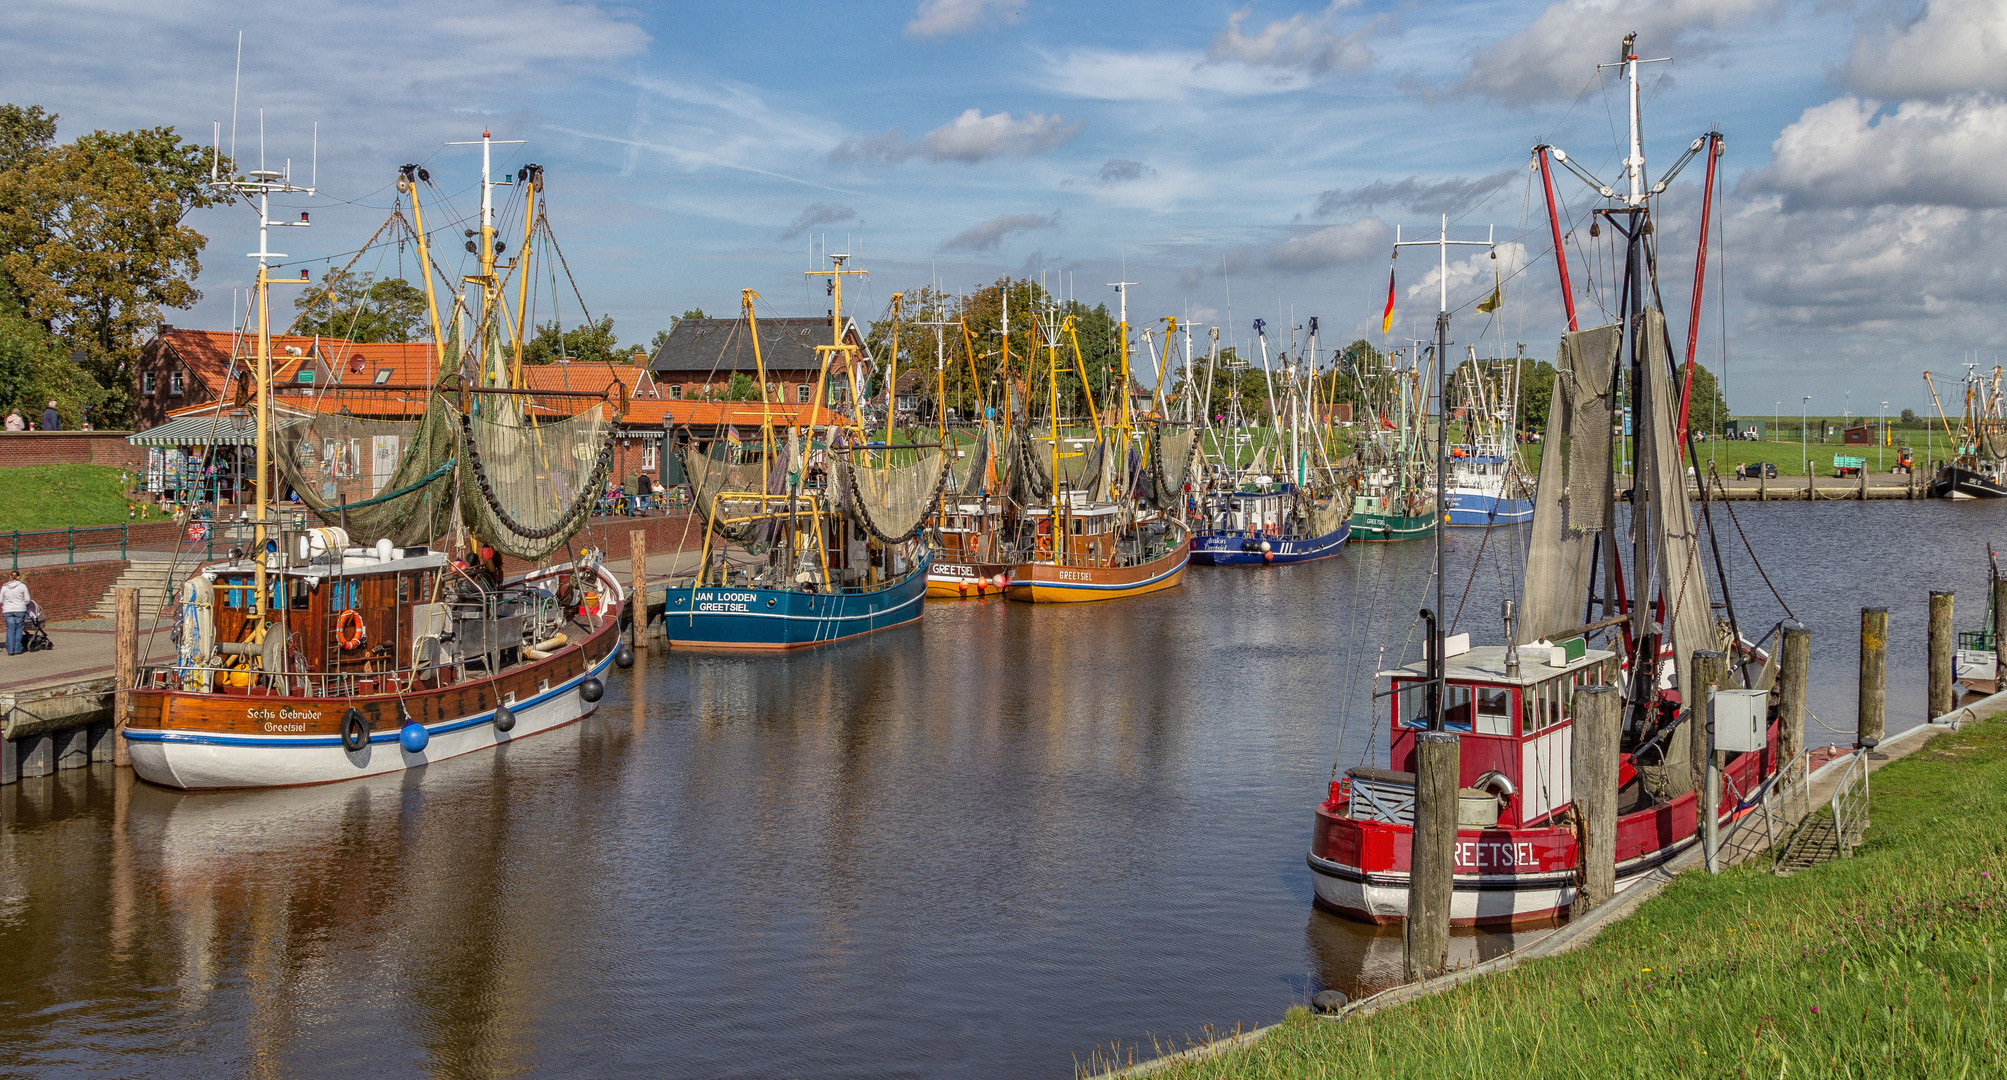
<box><xmin>1191</xmin><ymin>319</ymin><xmax>1353</xmax><ymax>564</ymax></box>
<box><xmin>124</xmin><ymin>137</ymin><xmax>630</xmax><ymax>790</ymax></box>
<box><xmin>1444</xmin><ymin>349</ymin><xmax>1533</xmax><ymax>527</ymax></box>
<box><xmin>1349</xmin><ymin>345</ymin><xmax>1438</xmax><ymax>542</ymax></box>
<box><xmin>1004</xmin><ymin>286</ymin><xmax>1190</xmax><ymax>603</ymax></box>
<box><xmin>1308</xmin><ymin>39</ymin><xmax>1780</xmax><ymax>924</ymax></box>
<box><xmin>915</xmin><ymin>308</ymin><xmax>1015</xmax><ymax>599</ymax></box>
<box><xmin>1925</xmin><ymin>365</ymin><xmax>2007</xmax><ymax>499</ymax></box>
<box><xmin>666</xmin><ymin>263</ymin><xmax>943</xmax><ymax>646</ymax></box>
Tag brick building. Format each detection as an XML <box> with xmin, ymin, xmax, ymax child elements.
<box><xmin>647</xmin><ymin>317</ymin><xmax>868</xmax><ymax>407</ymax></box>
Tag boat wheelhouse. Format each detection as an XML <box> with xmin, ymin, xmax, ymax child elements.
<box><xmin>927</xmin><ymin>494</ymin><xmax>1012</xmax><ymax>597</ymax></box>
<box><xmin>1004</xmin><ymin>491</ymin><xmax>1189</xmax><ymax>603</ymax></box>
<box><xmin>1190</xmin><ymin>480</ymin><xmax>1349</xmax><ymax>565</ymax></box>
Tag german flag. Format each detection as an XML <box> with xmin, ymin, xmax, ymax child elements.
<box><xmin>1379</xmin><ymin>267</ymin><xmax>1396</xmax><ymax>335</ymax></box>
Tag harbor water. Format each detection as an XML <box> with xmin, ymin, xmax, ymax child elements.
<box><xmin>1</xmin><ymin>499</ymin><xmax>1999</xmax><ymax>1077</ymax></box>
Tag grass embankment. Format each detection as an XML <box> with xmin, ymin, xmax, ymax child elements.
<box><xmin>0</xmin><ymin>463</ymin><xmax>136</xmax><ymax>532</ymax></box>
<box><xmin>1145</xmin><ymin>719</ymin><xmax>2007</xmax><ymax>1079</ymax></box>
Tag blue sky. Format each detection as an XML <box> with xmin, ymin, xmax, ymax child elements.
<box><xmin>5</xmin><ymin>0</ymin><xmax>2004</xmax><ymax>415</ymax></box>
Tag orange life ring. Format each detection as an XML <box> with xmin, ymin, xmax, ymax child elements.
<box><xmin>336</xmin><ymin>608</ymin><xmax>367</xmax><ymax>651</ymax></box>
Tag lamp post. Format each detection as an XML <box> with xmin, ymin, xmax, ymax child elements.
<box><xmin>1879</xmin><ymin>400</ymin><xmax>1888</xmax><ymax>471</ymax></box>
<box><xmin>1774</xmin><ymin>401</ymin><xmax>1781</xmax><ymax>445</ymax></box>
<box><xmin>1801</xmin><ymin>395</ymin><xmax>1811</xmax><ymax>478</ymax></box>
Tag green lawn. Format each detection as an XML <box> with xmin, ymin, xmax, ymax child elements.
<box><xmin>1136</xmin><ymin>718</ymin><xmax>2007</xmax><ymax>1079</ymax></box>
<box><xmin>0</xmin><ymin>463</ymin><xmax>138</xmax><ymax>532</ymax></box>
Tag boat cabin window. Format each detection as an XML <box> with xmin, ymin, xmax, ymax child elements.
<box><xmin>289</xmin><ymin>578</ymin><xmax>311</xmax><ymax>610</ymax></box>
<box><xmin>1476</xmin><ymin>686</ymin><xmax>1513</xmax><ymax>736</ymax></box>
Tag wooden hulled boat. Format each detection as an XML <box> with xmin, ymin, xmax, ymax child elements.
<box><xmin>125</xmin><ymin>140</ymin><xmax>633</xmax><ymax>790</ymax></box>
<box><xmin>1004</xmin><ymin>496</ymin><xmax>1189</xmax><ymax>602</ymax></box>
<box><xmin>926</xmin><ymin>493</ymin><xmax>1012</xmax><ymax>598</ymax></box>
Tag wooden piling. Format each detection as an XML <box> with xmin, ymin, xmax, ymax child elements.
<box><xmin>1759</xmin><ymin>468</ymin><xmax>1767</xmax><ymax>501</ymax></box>
<box><xmin>113</xmin><ymin>587</ymin><xmax>138</xmax><ymax>769</ymax></box>
<box><xmin>1407</xmin><ymin>730</ymin><xmax>1459</xmax><ymax>981</ymax></box>
<box><xmin>629</xmin><ymin>529</ymin><xmax>648</xmax><ymax>651</ymax></box>
<box><xmin>1569</xmin><ymin>684</ymin><xmax>1619</xmax><ymax>915</ymax></box>
<box><xmin>1928</xmin><ymin>590</ymin><xmax>1955</xmax><ymax>719</ymax></box>
<box><xmin>1690</xmin><ymin>649</ymin><xmax>1726</xmax><ymax>794</ymax></box>
<box><xmin>1858</xmin><ymin>607</ymin><xmax>1887</xmax><ymax>747</ymax></box>
<box><xmin>1992</xmin><ymin>576</ymin><xmax>2007</xmax><ymax>690</ymax></box>
<box><xmin>1778</xmin><ymin>621</ymin><xmax>1809</xmax><ymax>792</ymax></box>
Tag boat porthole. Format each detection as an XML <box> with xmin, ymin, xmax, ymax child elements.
<box><xmin>767</xmin><ymin>598</ymin><xmax>776</xmax><ymax>607</ymax></box>
<box><xmin>341</xmin><ymin>708</ymin><xmax>369</xmax><ymax>753</ymax></box>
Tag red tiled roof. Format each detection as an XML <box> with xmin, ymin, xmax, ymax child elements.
<box><xmin>625</xmin><ymin>399</ymin><xmax>818</xmax><ymax>429</ymax></box>
<box><xmin>152</xmin><ymin>329</ymin><xmax>447</xmax><ymax>402</ymax></box>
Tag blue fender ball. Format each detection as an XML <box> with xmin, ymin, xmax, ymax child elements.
<box><xmin>400</xmin><ymin>722</ymin><xmax>429</xmax><ymax>753</ymax></box>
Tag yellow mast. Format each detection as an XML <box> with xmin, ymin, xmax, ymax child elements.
<box><xmin>253</xmin><ymin>262</ymin><xmax>271</xmax><ymax>621</ymax></box>
<box><xmin>884</xmin><ymin>292</ymin><xmax>903</xmax><ymax>446</ymax></box>
<box><xmin>1063</xmin><ymin>316</ymin><xmax>1102</xmax><ymax>433</ymax></box>
<box><xmin>1046</xmin><ymin>308</ymin><xmax>1062</xmax><ymax>547</ymax></box>
<box><xmin>509</xmin><ymin>166</ymin><xmax>541</xmax><ymax>387</ymax></box>
<box><xmin>398</xmin><ymin>167</ymin><xmax>450</xmax><ymax>378</ymax></box>
<box><xmin>742</xmin><ymin>288</ymin><xmax>773</xmax><ymax>462</ymax></box>
<box><xmin>804</xmin><ymin>256</ymin><xmax>869</xmax><ymax>443</ymax></box>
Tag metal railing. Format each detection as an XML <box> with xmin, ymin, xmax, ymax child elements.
<box><xmin>1829</xmin><ymin>745</ymin><xmax>1873</xmax><ymax>856</ymax></box>
<box><xmin>8</xmin><ymin>524</ymin><xmax>134</xmax><ymax>570</ymax></box>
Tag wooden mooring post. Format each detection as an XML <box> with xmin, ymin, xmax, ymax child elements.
<box><xmin>629</xmin><ymin>529</ymin><xmax>648</xmax><ymax>652</ymax></box>
<box><xmin>1569</xmin><ymin>684</ymin><xmax>1619</xmax><ymax>915</ymax></box>
<box><xmin>1859</xmin><ymin>607</ymin><xmax>1887</xmax><ymax>748</ymax></box>
<box><xmin>1778</xmin><ymin>621</ymin><xmax>1810</xmax><ymax>797</ymax></box>
<box><xmin>1928</xmin><ymin>591</ymin><xmax>1954</xmax><ymax>719</ymax></box>
<box><xmin>113</xmin><ymin>587</ymin><xmax>138</xmax><ymax>769</ymax></box>
<box><xmin>1407</xmin><ymin>730</ymin><xmax>1458</xmax><ymax>981</ymax></box>
<box><xmin>1993</xmin><ymin>575</ymin><xmax>2007</xmax><ymax>684</ymax></box>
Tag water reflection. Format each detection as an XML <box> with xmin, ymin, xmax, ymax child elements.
<box><xmin>2</xmin><ymin>501</ymin><xmax>1999</xmax><ymax>1078</ymax></box>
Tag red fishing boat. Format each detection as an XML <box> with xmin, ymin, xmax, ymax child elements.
<box><xmin>1309</xmin><ymin>35</ymin><xmax>1780</xmax><ymax>926</ymax></box>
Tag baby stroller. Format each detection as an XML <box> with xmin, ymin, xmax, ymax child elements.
<box><xmin>19</xmin><ymin>601</ymin><xmax>52</xmax><ymax>652</ymax></box>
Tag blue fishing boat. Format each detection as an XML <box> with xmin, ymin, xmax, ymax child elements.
<box><xmin>661</xmin><ymin>549</ymin><xmax>931</xmax><ymax>648</ymax></box>
<box><xmin>1190</xmin><ymin>483</ymin><xmax>1350</xmax><ymax>565</ymax></box>
<box><xmin>670</xmin><ymin>266</ymin><xmax>946</xmax><ymax>649</ymax></box>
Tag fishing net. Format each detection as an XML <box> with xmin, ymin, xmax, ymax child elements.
<box><xmin>681</xmin><ymin>440</ymin><xmax>773</xmax><ymax>543</ymax></box>
<box><xmin>1150</xmin><ymin>425</ymin><xmax>1198</xmax><ymax>506</ymax></box>
<box><xmin>458</xmin><ymin>400</ymin><xmax>615</xmax><ymax>560</ymax></box>
<box><xmin>842</xmin><ymin>445</ymin><xmax>948</xmax><ymax>542</ymax></box>
<box><xmin>1518</xmin><ymin>322</ymin><xmax>1621</xmax><ymax>644</ymax></box>
<box><xmin>273</xmin><ymin>396</ymin><xmax>460</xmax><ymax>548</ymax></box>
<box><xmin>948</xmin><ymin>422</ymin><xmax>1007</xmax><ymax>496</ymax></box>
<box><xmin>1980</xmin><ymin>419</ymin><xmax>2007</xmax><ymax>460</ymax></box>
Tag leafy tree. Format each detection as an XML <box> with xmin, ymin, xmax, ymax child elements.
<box><xmin>723</xmin><ymin>372</ymin><xmax>759</xmax><ymax>401</ymax></box>
<box><xmin>678</xmin><ymin>308</ymin><xmax>707</xmax><ymax>321</ymax></box>
<box><xmin>292</xmin><ymin>270</ymin><xmax>429</xmax><ymax>343</ymax></box>
<box><xmin>523</xmin><ymin>313</ymin><xmax>637</xmax><ymax>365</ymax></box>
<box><xmin>0</xmin><ymin>284</ymin><xmax>106</xmax><ymax>428</ymax></box>
<box><xmin>1516</xmin><ymin>358</ymin><xmax>1558</xmax><ymax>434</ymax></box>
<box><xmin>0</xmin><ymin>109</ymin><xmax>219</xmax><ymax>427</ymax></box>
<box><xmin>1900</xmin><ymin>407</ymin><xmax>1918</xmax><ymax>424</ymax></box>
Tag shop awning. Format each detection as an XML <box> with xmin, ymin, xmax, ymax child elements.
<box><xmin>128</xmin><ymin>410</ymin><xmax>301</xmax><ymax>447</ymax></box>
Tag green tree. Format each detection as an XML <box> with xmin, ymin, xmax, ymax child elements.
<box><xmin>0</xmin><ymin>283</ymin><xmax>108</xmax><ymax>428</ymax></box>
<box><xmin>1684</xmin><ymin>362</ymin><xmax>1731</xmax><ymax>435</ymax></box>
<box><xmin>292</xmin><ymin>270</ymin><xmax>429</xmax><ymax>343</ymax></box>
<box><xmin>1900</xmin><ymin>407</ymin><xmax>1918</xmax><ymax>424</ymax></box>
<box><xmin>523</xmin><ymin>313</ymin><xmax>635</xmax><ymax>365</ymax></box>
<box><xmin>678</xmin><ymin>307</ymin><xmax>707</xmax><ymax>321</ymax></box>
<box><xmin>0</xmin><ymin>109</ymin><xmax>219</xmax><ymax>426</ymax></box>
<box><xmin>1516</xmin><ymin>358</ymin><xmax>1558</xmax><ymax>434</ymax></box>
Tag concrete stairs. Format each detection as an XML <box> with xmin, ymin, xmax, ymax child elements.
<box><xmin>87</xmin><ymin>557</ymin><xmax>188</xmax><ymax>619</ymax></box>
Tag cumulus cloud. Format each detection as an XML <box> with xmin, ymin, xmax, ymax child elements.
<box><xmin>906</xmin><ymin>0</ymin><xmax>1022</xmax><ymax>38</ymax></box>
<box><xmin>1207</xmin><ymin>2</ymin><xmax>1378</xmax><ymax>75</ymax></box>
<box><xmin>1753</xmin><ymin>95</ymin><xmax>2007</xmax><ymax>211</ymax></box>
<box><xmin>1264</xmin><ymin>218</ymin><xmax>1388</xmax><ymax>271</ymax></box>
<box><xmin>1846</xmin><ymin>0</ymin><xmax>2007</xmax><ymax>99</ymax></box>
<box><xmin>1313</xmin><ymin>172</ymin><xmax>1514</xmax><ymax>217</ymax></box>
<box><xmin>778</xmin><ymin>202</ymin><xmax>857</xmax><ymax>241</ymax></box>
<box><xmin>832</xmin><ymin>109</ymin><xmax>1083</xmax><ymax>164</ymax></box>
<box><xmin>1401</xmin><ymin>243</ymin><xmax>1529</xmax><ymax>307</ymax></box>
<box><xmin>1453</xmin><ymin>0</ymin><xmax>1782</xmax><ymax>105</ymax></box>
<box><xmin>939</xmin><ymin>212</ymin><xmax>1058</xmax><ymax>252</ymax></box>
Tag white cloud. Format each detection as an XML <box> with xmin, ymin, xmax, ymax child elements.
<box><xmin>833</xmin><ymin>109</ymin><xmax>1083</xmax><ymax>164</ymax></box>
<box><xmin>1314</xmin><ymin>172</ymin><xmax>1515</xmax><ymax>217</ymax></box>
<box><xmin>778</xmin><ymin>202</ymin><xmax>857</xmax><ymax>242</ymax></box>
<box><xmin>1208</xmin><ymin>2</ymin><xmax>1377</xmax><ymax>76</ymax></box>
<box><xmin>1846</xmin><ymin>0</ymin><xmax>2007</xmax><ymax>99</ymax></box>
<box><xmin>1401</xmin><ymin>243</ymin><xmax>1528</xmax><ymax>308</ymax></box>
<box><xmin>1754</xmin><ymin>95</ymin><xmax>2007</xmax><ymax>210</ymax></box>
<box><xmin>1453</xmin><ymin>0</ymin><xmax>1782</xmax><ymax>105</ymax></box>
<box><xmin>1264</xmin><ymin>218</ymin><xmax>1388</xmax><ymax>271</ymax></box>
<box><xmin>940</xmin><ymin>212</ymin><xmax>1057</xmax><ymax>252</ymax></box>
<box><xmin>1041</xmin><ymin>48</ymin><xmax>1316</xmax><ymax>101</ymax></box>
<box><xmin>906</xmin><ymin>0</ymin><xmax>1022</xmax><ymax>38</ymax></box>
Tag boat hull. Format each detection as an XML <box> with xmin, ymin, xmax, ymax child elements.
<box><xmin>1190</xmin><ymin>521</ymin><xmax>1349</xmax><ymax>565</ymax></box>
<box><xmin>1004</xmin><ymin>540</ymin><xmax>1190</xmax><ymax>603</ymax></box>
<box><xmin>1928</xmin><ymin>464</ymin><xmax>2007</xmax><ymax>499</ymax></box>
<box><xmin>925</xmin><ymin>558</ymin><xmax>1012</xmax><ymax>599</ymax></box>
<box><xmin>1443</xmin><ymin>491</ymin><xmax>1533</xmax><ymax>527</ymax></box>
<box><xmin>1349</xmin><ymin>511</ymin><xmax>1438</xmax><ymax>542</ymax></box>
<box><xmin>1307</xmin><ymin>731</ymin><xmax>1776</xmax><ymax>926</ymax></box>
<box><xmin>662</xmin><ymin>554</ymin><xmax>930</xmax><ymax>648</ymax></box>
<box><xmin>122</xmin><ymin>565</ymin><xmax>625</xmax><ymax>791</ymax></box>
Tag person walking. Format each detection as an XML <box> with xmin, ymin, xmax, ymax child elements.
<box><xmin>1</xmin><ymin>572</ymin><xmax>31</xmax><ymax>656</ymax></box>
<box><xmin>41</xmin><ymin>401</ymin><xmax>60</xmax><ymax>431</ymax></box>
<box><xmin>3</xmin><ymin>408</ymin><xmax>22</xmax><ymax>432</ymax></box>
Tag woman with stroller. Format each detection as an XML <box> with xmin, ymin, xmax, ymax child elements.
<box><xmin>1</xmin><ymin>571</ymin><xmax>32</xmax><ymax>655</ymax></box>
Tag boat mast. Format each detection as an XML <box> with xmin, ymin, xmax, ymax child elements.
<box><xmin>209</xmin><ymin>151</ymin><xmax>313</xmax><ymax>629</ymax></box>
<box><xmin>444</xmin><ymin>131</ymin><xmax>526</xmax><ymax>394</ymax></box>
<box><xmin>1392</xmin><ymin>216</ymin><xmax>1492</xmax><ymax>725</ymax></box>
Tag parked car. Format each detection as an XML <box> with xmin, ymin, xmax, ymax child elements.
<box><xmin>1738</xmin><ymin>461</ymin><xmax>1778</xmax><ymax>479</ymax></box>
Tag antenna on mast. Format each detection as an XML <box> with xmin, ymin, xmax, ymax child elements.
<box><xmin>228</xmin><ymin>30</ymin><xmax>242</xmax><ymax>168</ymax></box>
